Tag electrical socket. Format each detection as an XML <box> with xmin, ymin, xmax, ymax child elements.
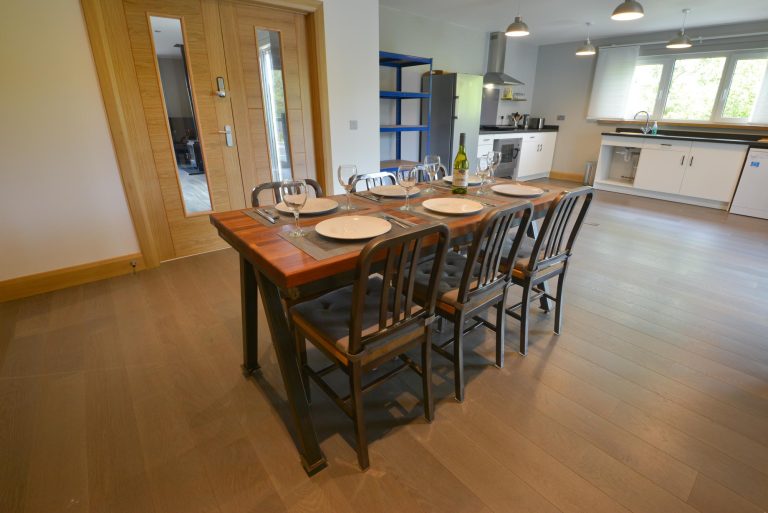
<box><xmin>349</xmin><ymin>120</ymin><xmax>358</xmax><ymax>130</ymax></box>
<box><xmin>557</xmin><ymin>115</ymin><xmax>566</xmax><ymax>121</ymax></box>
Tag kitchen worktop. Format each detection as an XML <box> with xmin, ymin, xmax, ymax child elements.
<box><xmin>603</xmin><ymin>129</ymin><xmax>768</xmax><ymax>149</ymax></box>
<box><xmin>479</xmin><ymin>126</ymin><xmax>560</xmax><ymax>135</ymax></box>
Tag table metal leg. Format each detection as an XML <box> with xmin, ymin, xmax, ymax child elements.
<box><xmin>527</xmin><ymin>220</ymin><xmax>554</xmax><ymax>312</ymax></box>
<box><xmin>255</xmin><ymin>269</ymin><xmax>328</xmax><ymax>476</ymax></box>
<box><xmin>240</xmin><ymin>256</ymin><xmax>260</xmax><ymax>375</ymax></box>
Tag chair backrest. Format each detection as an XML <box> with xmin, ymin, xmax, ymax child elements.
<box><xmin>348</xmin><ymin>223</ymin><xmax>450</xmax><ymax>355</ymax></box>
<box><xmin>527</xmin><ymin>186</ymin><xmax>594</xmax><ymax>272</ymax></box>
<box><xmin>351</xmin><ymin>171</ymin><xmax>397</xmax><ymax>191</ymax></box>
<box><xmin>457</xmin><ymin>201</ymin><xmax>534</xmax><ymax>304</ymax></box>
<box><xmin>251</xmin><ymin>179</ymin><xmax>324</xmax><ymax>207</ymax></box>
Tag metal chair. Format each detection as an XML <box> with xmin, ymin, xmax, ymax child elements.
<box><xmin>290</xmin><ymin>223</ymin><xmax>450</xmax><ymax>470</ymax></box>
<box><xmin>503</xmin><ymin>186</ymin><xmax>594</xmax><ymax>355</ymax></box>
<box><xmin>251</xmin><ymin>179</ymin><xmax>324</xmax><ymax>207</ymax></box>
<box><xmin>410</xmin><ymin>201</ymin><xmax>533</xmax><ymax>402</ymax></box>
<box><xmin>350</xmin><ymin>171</ymin><xmax>397</xmax><ymax>191</ymax></box>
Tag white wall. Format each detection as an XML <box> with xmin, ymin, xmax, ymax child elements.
<box><xmin>323</xmin><ymin>0</ymin><xmax>380</xmax><ymax>191</ymax></box>
<box><xmin>0</xmin><ymin>0</ymin><xmax>140</xmax><ymax>281</ymax></box>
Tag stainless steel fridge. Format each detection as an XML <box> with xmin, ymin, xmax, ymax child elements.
<box><xmin>421</xmin><ymin>73</ymin><xmax>483</xmax><ymax>171</ymax></box>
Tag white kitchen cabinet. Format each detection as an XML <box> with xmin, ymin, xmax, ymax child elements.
<box><xmin>518</xmin><ymin>132</ymin><xmax>557</xmax><ymax>179</ymax></box>
<box><xmin>679</xmin><ymin>142</ymin><xmax>748</xmax><ymax>202</ymax></box>
<box><xmin>633</xmin><ymin>141</ymin><xmax>690</xmax><ymax>194</ymax></box>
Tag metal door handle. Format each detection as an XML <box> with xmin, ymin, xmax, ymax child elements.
<box><xmin>680</xmin><ymin>155</ymin><xmax>685</xmax><ymax>166</ymax></box>
<box><xmin>689</xmin><ymin>155</ymin><xmax>694</xmax><ymax>166</ymax></box>
<box><xmin>218</xmin><ymin>125</ymin><xmax>234</xmax><ymax>147</ymax></box>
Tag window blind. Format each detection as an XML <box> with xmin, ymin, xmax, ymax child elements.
<box><xmin>587</xmin><ymin>45</ymin><xmax>640</xmax><ymax>120</ymax></box>
<box><xmin>750</xmin><ymin>65</ymin><xmax>768</xmax><ymax>124</ymax></box>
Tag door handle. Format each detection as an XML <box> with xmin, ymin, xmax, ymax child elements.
<box><xmin>689</xmin><ymin>155</ymin><xmax>694</xmax><ymax>166</ymax></box>
<box><xmin>680</xmin><ymin>155</ymin><xmax>685</xmax><ymax>166</ymax></box>
<box><xmin>218</xmin><ymin>125</ymin><xmax>234</xmax><ymax>147</ymax></box>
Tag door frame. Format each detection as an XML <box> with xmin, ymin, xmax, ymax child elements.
<box><xmin>80</xmin><ymin>0</ymin><xmax>331</xmax><ymax>268</ymax></box>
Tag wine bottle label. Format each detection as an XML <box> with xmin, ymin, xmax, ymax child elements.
<box><xmin>453</xmin><ymin>167</ymin><xmax>468</xmax><ymax>188</ymax></box>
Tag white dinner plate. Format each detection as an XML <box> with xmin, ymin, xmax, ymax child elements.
<box><xmin>491</xmin><ymin>183</ymin><xmax>545</xmax><ymax>197</ymax></box>
<box><xmin>444</xmin><ymin>175</ymin><xmax>483</xmax><ymax>186</ymax></box>
<box><xmin>422</xmin><ymin>198</ymin><xmax>484</xmax><ymax>215</ymax></box>
<box><xmin>275</xmin><ymin>197</ymin><xmax>339</xmax><ymax>216</ymax></box>
<box><xmin>314</xmin><ymin>216</ymin><xmax>392</xmax><ymax>240</ymax></box>
<box><xmin>369</xmin><ymin>185</ymin><xmax>420</xmax><ymax>198</ymax></box>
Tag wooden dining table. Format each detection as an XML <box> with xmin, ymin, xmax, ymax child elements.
<box><xmin>210</xmin><ymin>180</ymin><xmax>568</xmax><ymax>475</ymax></box>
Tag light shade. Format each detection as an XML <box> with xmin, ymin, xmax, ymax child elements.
<box><xmin>667</xmin><ymin>30</ymin><xmax>693</xmax><ymax>49</ymax></box>
<box><xmin>505</xmin><ymin>16</ymin><xmax>530</xmax><ymax>37</ymax></box>
<box><xmin>611</xmin><ymin>0</ymin><xmax>645</xmax><ymax>21</ymax></box>
<box><xmin>576</xmin><ymin>42</ymin><xmax>597</xmax><ymax>56</ymax></box>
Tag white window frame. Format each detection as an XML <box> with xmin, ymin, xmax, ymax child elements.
<box><xmin>629</xmin><ymin>49</ymin><xmax>768</xmax><ymax>125</ymax></box>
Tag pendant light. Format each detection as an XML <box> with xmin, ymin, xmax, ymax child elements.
<box><xmin>667</xmin><ymin>9</ymin><xmax>693</xmax><ymax>49</ymax></box>
<box><xmin>611</xmin><ymin>0</ymin><xmax>645</xmax><ymax>21</ymax></box>
<box><xmin>575</xmin><ymin>23</ymin><xmax>596</xmax><ymax>56</ymax></box>
<box><xmin>505</xmin><ymin>2</ymin><xmax>530</xmax><ymax>37</ymax></box>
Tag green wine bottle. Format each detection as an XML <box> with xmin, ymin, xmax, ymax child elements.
<box><xmin>452</xmin><ymin>133</ymin><xmax>469</xmax><ymax>195</ymax></box>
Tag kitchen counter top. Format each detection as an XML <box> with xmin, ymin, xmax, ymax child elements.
<box><xmin>602</xmin><ymin>129</ymin><xmax>768</xmax><ymax>149</ymax></box>
<box><xmin>480</xmin><ymin>126</ymin><xmax>559</xmax><ymax>135</ymax></box>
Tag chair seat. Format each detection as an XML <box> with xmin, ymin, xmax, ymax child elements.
<box><xmin>290</xmin><ymin>276</ymin><xmax>423</xmax><ymax>365</ymax></box>
<box><xmin>412</xmin><ymin>252</ymin><xmax>503</xmax><ymax>314</ymax></box>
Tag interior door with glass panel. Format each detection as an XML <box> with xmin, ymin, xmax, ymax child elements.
<box><xmin>123</xmin><ymin>0</ymin><xmax>240</xmax><ymax>258</ymax></box>
<box><xmin>219</xmin><ymin>1</ymin><xmax>318</xmax><ymax>199</ymax></box>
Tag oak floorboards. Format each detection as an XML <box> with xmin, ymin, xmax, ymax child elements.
<box><xmin>1</xmin><ymin>185</ymin><xmax>767</xmax><ymax>512</ymax></box>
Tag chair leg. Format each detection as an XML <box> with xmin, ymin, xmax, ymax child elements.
<box><xmin>554</xmin><ymin>269</ymin><xmax>567</xmax><ymax>335</ymax></box>
<box><xmin>453</xmin><ymin>314</ymin><xmax>465</xmax><ymax>402</ymax></box>
<box><xmin>495</xmin><ymin>297</ymin><xmax>505</xmax><ymax>368</ymax></box>
<box><xmin>349</xmin><ymin>364</ymin><xmax>369</xmax><ymax>470</ymax></box>
<box><xmin>422</xmin><ymin>329</ymin><xmax>434</xmax><ymax>422</ymax></box>
<box><xmin>294</xmin><ymin>328</ymin><xmax>311</xmax><ymax>403</ymax></box>
<box><xmin>519</xmin><ymin>282</ymin><xmax>532</xmax><ymax>356</ymax></box>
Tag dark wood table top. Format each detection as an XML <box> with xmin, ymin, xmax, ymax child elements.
<box><xmin>210</xmin><ymin>182</ymin><xmax>568</xmax><ymax>289</ymax></box>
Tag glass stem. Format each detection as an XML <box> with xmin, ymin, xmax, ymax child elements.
<box><xmin>294</xmin><ymin>212</ymin><xmax>300</xmax><ymax>232</ymax></box>
<box><xmin>346</xmin><ymin>192</ymin><xmax>351</xmax><ymax>211</ymax></box>
<box><xmin>405</xmin><ymin>191</ymin><xmax>410</xmax><ymax>210</ymax></box>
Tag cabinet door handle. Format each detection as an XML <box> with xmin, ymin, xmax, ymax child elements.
<box><xmin>661</xmin><ymin>143</ymin><xmax>672</xmax><ymax>147</ymax></box>
<box><xmin>689</xmin><ymin>155</ymin><xmax>694</xmax><ymax>167</ymax></box>
<box><xmin>680</xmin><ymin>155</ymin><xmax>685</xmax><ymax>166</ymax></box>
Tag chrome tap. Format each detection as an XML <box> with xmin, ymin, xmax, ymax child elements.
<box><xmin>634</xmin><ymin>111</ymin><xmax>651</xmax><ymax>135</ymax></box>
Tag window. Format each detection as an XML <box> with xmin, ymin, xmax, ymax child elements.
<box><xmin>722</xmin><ymin>58</ymin><xmax>768</xmax><ymax>120</ymax></box>
<box><xmin>663</xmin><ymin>57</ymin><xmax>726</xmax><ymax>121</ymax></box>
<box><xmin>589</xmin><ymin>47</ymin><xmax>768</xmax><ymax>125</ymax></box>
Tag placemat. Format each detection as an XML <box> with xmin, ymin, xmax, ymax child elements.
<box><xmin>244</xmin><ymin>204</ymin><xmax>372</xmax><ymax>227</ymax></box>
<box><xmin>278</xmin><ymin>214</ymin><xmax>415</xmax><ymax>261</ymax></box>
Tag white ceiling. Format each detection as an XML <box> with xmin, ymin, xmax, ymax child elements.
<box><xmin>379</xmin><ymin>0</ymin><xmax>768</xmax><ymax>45</ymax></box>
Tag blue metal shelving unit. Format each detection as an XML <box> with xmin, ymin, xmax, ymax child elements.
<box><xmin>379</xmin><ymin>51</ymin><xmax>432</xmax><ymax>172</ymax></box>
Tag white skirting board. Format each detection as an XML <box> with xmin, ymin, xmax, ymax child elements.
<box><xmin>593</xmin><ymin>180</ymin><xmax>729</xmax><ymax>210</ymax></box>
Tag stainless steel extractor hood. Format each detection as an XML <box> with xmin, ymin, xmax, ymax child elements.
<box><xmin>483</xmin><ymin>32</ymin><xmax>524</xmax><ymax>86</ymax></box>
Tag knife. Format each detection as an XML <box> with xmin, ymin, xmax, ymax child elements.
<box><xmin>354</xmin><ymin>192</ymin><xmax>383</xmax><ymax>203</ymax></box>
<box><xmin>384</xmin><ymin>215</ymin><xmax>412</xmax><ymax>229</ymax></box>
<box><xmin>254</xmin><ymin>208</ymin><xmax>276</xmax><ymax>224</ymax></box>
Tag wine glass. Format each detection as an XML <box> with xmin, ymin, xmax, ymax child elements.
<box><xmin>397</xmin><ymin>164</ymin><xmax>419</xmax><ymax>211</ymax></box>
<box><xmin>423</xmin><ymin>154</ymin><xmax>441</xmax><ymax>193</ymax></box>
<box><xmin>476</xmin><ymin>156</ymin><xmax>490</xmax><ymax>195</ymax></box>
<box><xmin>487</xmin><ymin>150</ymin><xmax>502</xmax><ymax>183</ymax></box>
<box><xmin>280</xmin><ymin>179</ymin><xmax>308</xmax><ymax>237</ymax></box>
<box><xmin>337</xmin><ymin>164</ymin><xmax>358</xmax><ymax>211</ymax></box>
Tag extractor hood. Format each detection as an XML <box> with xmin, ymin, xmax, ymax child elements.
<box><xmin>483</xmin><ymin>32</ymin><xmax>524</xmax><ymax>86</ymax></box>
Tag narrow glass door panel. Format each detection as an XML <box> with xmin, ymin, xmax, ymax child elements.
<box><xmin>150</xmin><ymin>16</ymin><xmax>212</xmax><ymax>214</ymax></box>
<box><xmin>256</xmin><ymin>29</ymin><xmax>293</xmax><ymax>181</ymax></box>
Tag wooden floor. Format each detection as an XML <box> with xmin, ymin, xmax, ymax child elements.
<box><xmin>2</xmin><ymin>187</ymin><xmax>768</xmax><ymax>513</ymax></box>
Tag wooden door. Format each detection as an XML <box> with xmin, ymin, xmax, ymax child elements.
<box><xmin>220</xmin><ymin>1</ymin><xmax>318</xmax><ymax>199</ymax></box>
<box><xmin>679</xmin><ymin>142</ymin><xmax>747</xmax><ymax>202</ymax></box>
<box><xmin>123</xmin><ymin>0</ymin><xmax>244</xmax><ymax>259</ymax></box>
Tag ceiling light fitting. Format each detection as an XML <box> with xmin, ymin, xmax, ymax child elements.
<box><xmin>611</xmin><ymin>0</ymin><xmax>645</xmax><ymax>21</ymax></box>
<box><xmin>576</xmin><ymin>22</ymin><xmax>596</xmax><ymax>56</ymax></box>
<box><xmin>667</xmin><ymin>9</ymin><xmax>693</xmax><ymax>49</ymax></box>
<box><xmin>505</xmin><ymin>2</ymin><xmax>530</xmax><ymax>37</ymax></box>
